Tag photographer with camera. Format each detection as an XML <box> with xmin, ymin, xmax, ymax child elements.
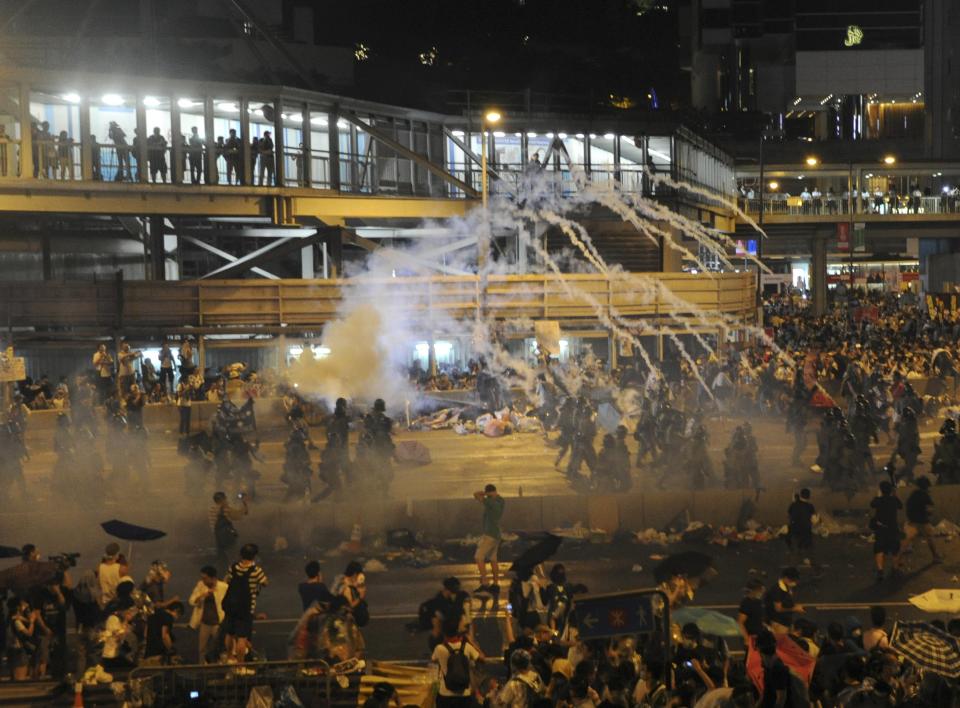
<box><xmin>116</xmin><ymin>342</ymin><xmax>142</xmax><ymax>394</ymax></box>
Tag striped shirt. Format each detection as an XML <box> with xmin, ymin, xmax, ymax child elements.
<box><xmin>223</xmin><ymin>562</ymin><xmax>267</xmax><ymax>615</ymax></box>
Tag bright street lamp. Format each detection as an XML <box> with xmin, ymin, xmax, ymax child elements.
<box><xmin>883</xmin><ymin>155</ymin><xmax>896</xmax><ymax>165</ymax></box>
<box><xmin>481</xmin><ymin>109</ymin><xmax>502</xmax><ymax>209</ymax></box>
<box><xmin>768</xmin><ymin>181</ymin><xmax>779</xmax><ymax>191</ymax></box>
<box><xmin>805</xmin><ymin>156</ymin><xmax>819</xmax><ymax>167</ymax></box>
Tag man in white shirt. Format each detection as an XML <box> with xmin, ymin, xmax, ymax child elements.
<box><xmin>117</xmin><ymin>342</ymin><xmax>141</xmax><ymax>393</ymax></box>
<box><xmin>431</xmin><ymin>618</ymin><xmax>483</xmax><ymax>708</ymax></box>
<box><xmin>92</xmin><ymin>344</ymin><xmax>114</xmax><ymax>403</ymax></box>
<box><xmin>97</xmin><ymin>543</ymin><xmax>123</xmax><ymax>608</ymax></box>
<box><xmin>189</xmin><ymin>565</ymin><xmax>228</xmax><ymax>663</ymax></box>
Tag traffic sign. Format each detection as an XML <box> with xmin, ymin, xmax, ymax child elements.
<box><xmin>572</xmin><ymin>590</ymin><xmax>664</xmax><ymax>640</ymax></box>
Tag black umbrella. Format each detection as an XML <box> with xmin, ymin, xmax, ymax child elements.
<box><xmin>0</xmin><ymin>545</ymin><xmax>22</xmax><ymax>559</ymax></box>
<box><xmin>653</xmin><ymin>551</ymin><xmax>716</xmax><ymax>584</ymax></box>
<box><xmin>100</xmin><ymin>520</ymin><xmax>167</xmax><ymax>542</ymax></box>
<box><xmin>0</xmin><ymin>561</ymin><xmax>61</xmax><ymax>595</ymax></box>
<box><xmin>510</xmin><ymin>533</ymin><xmax>562</xmax><ymax>572</ymax></box>
<box><xmin>101</xmin><ymin>520</ymin><xmax>167</xmax><ymax>564</ymax></box>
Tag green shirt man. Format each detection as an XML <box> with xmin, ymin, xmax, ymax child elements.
<box><xmin>474</xmin><ymin>484</ymin><xmax>505</xmax><ymax>590</ymax></box>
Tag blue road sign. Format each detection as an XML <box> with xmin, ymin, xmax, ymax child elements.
<box><xmin>573</xmin><ymin>591</ymin><xmax>660</xmax><ymax>639</ymax></box>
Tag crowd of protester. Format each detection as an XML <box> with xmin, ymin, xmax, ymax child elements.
<box><xmin>4</xmin><ymin>489</ymin><xmax>959</xmax><ymax>707</ymax></box>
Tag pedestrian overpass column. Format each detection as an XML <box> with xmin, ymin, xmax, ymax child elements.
<box><xmin>812</xmin><ymin>235</ymin><xmax>827</xmax><ymax>316</ymax></box>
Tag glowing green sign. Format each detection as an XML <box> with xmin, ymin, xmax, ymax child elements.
<box><xmin>844</xmin><ymin>25</ymin><xmax>864</xmax><ymax>47</ymax></box>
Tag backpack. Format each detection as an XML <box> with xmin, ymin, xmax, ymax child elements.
<box><xmin>222</xmin><ymin>564</ymin><xmax>253</xmax><ymax>617</ymax></box>
<box><xmin>214</xmin><ymin>508</ymin><xmax>238</xmax><ymax>549</ymax></box>
<box><xmin>442</xmin><ymin>642</ymin><xmax>472</xmax><ymax>693</ymax></box>
<box><xmin>509</xmin><ymin>677</ymin><xmax>540</xmax><ymax>708</ymax></box>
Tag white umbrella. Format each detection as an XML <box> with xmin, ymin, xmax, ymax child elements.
<box><xmin>908</xmin><ymin>589</ymin><xmax>960</xmax><ymax>614</ymax></box>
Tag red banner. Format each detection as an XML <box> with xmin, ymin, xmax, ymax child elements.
<box><xmin>836</xmin><ymin>222</ymin><xmax>850</xmax><ymax>251</ymax></box>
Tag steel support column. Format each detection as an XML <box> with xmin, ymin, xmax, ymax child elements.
<box><xmin>812</xmin><ymin>235</ymin><xmax>827</xmax><ymax>316</ymax></box>
<box><xmin>240</xmin><ymin>97</ymin><xmax>251</xmax><ymax>186</ymax></box>
<box><xmin>18</xmin><ymin>82</ymin><xmax>33</xmax><ymax>180</ymax></box>
<box><xmin>204</xmin><ymin>97</ymin><xmax>217</xmax><ymax>185</ymax></box>
<box><xmin>79</xmin><ymin>97</ymin><xmax>92</xmax><ymax>181</ymax></box>
<box><xmin>136</xmin><ymin>97</ymin><xmax>148</xmax><ymax>183</ymax></box>
<box><xmin>170</xmin><ymin>98</ymin><xmax>183</xmax><ymax>185</ymax></box>
<box><xmin>273</xmin><ymin>98</ymin><xmax>285</xmax><ymax>187</ymax></box>
<box><xmin>149</xmin><ymin>215</ymin><xmax>165</xmax><ymax>280</ymax></box>
<box><xmin>328</xmin><ymin>110</ymin><xmax>341</xmax><ymax>191</ymax></box>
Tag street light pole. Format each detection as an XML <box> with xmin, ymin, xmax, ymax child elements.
<box><xmin>478</xmin><ymin>110</ymin><xmax>501</xmax><ymax>274</ymax></box>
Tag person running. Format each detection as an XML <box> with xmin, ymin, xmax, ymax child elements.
<box><xmin>473</xmin><ymin>484</ymin><xmax>505</xmax><ymax>594</ymax></box>
<box><xmin>901</xmin><ymin>477</ymin><xmax>943</xmax><ymax>566</ymax></box>
<box><xmin>869</xmin><ymin>481</ymin><xmax>902</xmax><ymax>582</ymax></box>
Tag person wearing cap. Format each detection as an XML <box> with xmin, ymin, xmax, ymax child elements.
<box><xmin>870</xmin><ymin>481</ymin><xmax>903</xmax><ymax>582</ymax></box>
<box><xmin>902</xmin><ymin>477</ymin><xmax>943</xmax><ymax>565</ymax></box>
<box><xmin>473</xmin><ymin>484</ymin><xmax>505</xmax><ymax>592</ymax></box>
<box><xmin>764</xmin><ymin>567</ymin><xmax>804</xmax><ymax>635</ymax></box>
<box><xmin>97</xmin><ymin>543</ymin><xmax>126</xmax><ymax>608</ymax></box>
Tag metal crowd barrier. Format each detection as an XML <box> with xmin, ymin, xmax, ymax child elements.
<box><xmin>125</xmin><ymin>659</ymin><xmax>435</xmax><ymax>708</ymax></box>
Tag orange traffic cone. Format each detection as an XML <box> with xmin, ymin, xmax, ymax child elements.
<box><xmin>72</xmin><ymin>681</ymin><xmax>84</xmax><ymax>707</ymax></box>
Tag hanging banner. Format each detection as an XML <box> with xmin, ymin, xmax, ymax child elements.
<box><xmin>836</xmin><ymin>222</ymin><xmax>850</xmax><ymax>251</ymax></box>
<box><xmin>853</xmin><ymin>222</ymin><xmax>866</xmax><ymax>252</ymax></box>
<box><xmin>534</xmin><ymin>321</ymin><xmax>561</xmax><ymax>358</ymax></box>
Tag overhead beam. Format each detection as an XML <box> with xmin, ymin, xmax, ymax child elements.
<box><xmin>177</xmin><ymin>226</ymin><xmax>317</xmax><ymax>239</ymax></box>
<box><xmin>340</xmin><ymin>112</ymin><xmax>479</xmax><ymax>198</ymax></box>
<box><xmin>199</xmin><ymin>227</ymin><xmax>333</xmax><ymax>279</ymax></box>
<box><xmin>200</xmin><ymin>237</ymin><xmax>298</xmax><ymax>279</ymax></box>
<box><xmin>179</xmin><ymin>234</ymin><xmax>280</xmax><ymax>279</ymax></box>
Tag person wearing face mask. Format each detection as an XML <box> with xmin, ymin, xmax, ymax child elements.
<box><xmin>764</xmin><ymin>567</ymin><xmax>804</xmax><ymax>635</ymax></box>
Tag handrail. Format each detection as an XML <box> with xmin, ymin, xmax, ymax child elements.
<box><xmin>0</xmin><ymin>272</ymin><xmax>757</xmax><ymax>335</ymax></box>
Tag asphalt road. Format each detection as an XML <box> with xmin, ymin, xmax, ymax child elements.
<box><xmin>10</xmin><ymin>410</ymin><xmax>949</xmax><ymax>504</ymax></box>
<box><xmin>4</xmin><ymin>412</ymin><xmax>958</xmax><ymax>664</ymax></box>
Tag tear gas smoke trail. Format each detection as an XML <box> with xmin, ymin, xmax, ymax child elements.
<box><xmin>523</xmin><ymin>234</ymin><xmax>660</xmax><ymax>376</ymax></box>
<box><xmin>619</xmin><ymin>191</ymin><xmax>743</xmax><ymax>272</ymax></box>
<box><xmin>510</xmin><ymin>202</ymin><xmax>718</xmax><ymax>388</ymax></box>
<box><xmin>647</xmin><ymin>172</ymin><xmax>773</xmax><ymax>273</ymax></box>
<box><xmin>563</xmin><ymin>168</ymin><xmax>730</xmax><ymax>275</ymax></box>
<box><xmin>584</xmin><ymin>187</ymin><xmax>717</xmax><ymax>275</ymax></box>
<box><xmin>534</xmin><ymin>209</ymin><xmax>608</xmax><ymax>274</ymax></box>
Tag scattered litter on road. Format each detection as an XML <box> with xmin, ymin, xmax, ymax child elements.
<box><xmin>363</xmin><ymin>559</ymin><xmax>388</xmax><ymax>573</ymax></box>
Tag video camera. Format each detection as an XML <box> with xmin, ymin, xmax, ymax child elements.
<box><xmin>48</xmin><ymin>552</ymin><xmax>80</xmax><ymax>575</ymax></box>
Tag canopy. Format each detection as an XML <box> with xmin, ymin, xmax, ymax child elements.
<box><xmin>891</xmin><ymin>620</ymin><xmax>960</xmax><ymax>678</ymax></box>
<box><xmin>672</xmin><ymin>607</ymin><xmax>741</xmax><ymax>638</ymax></box>
<box><xmin>100</xmin><ymin>520</ymin><xmax>167</xmax><ymax>542</ymax></box>
<box><xmin>908</xmin><ymin>589</ymin><xmax>960</xmax><ymax>614</ymax></box>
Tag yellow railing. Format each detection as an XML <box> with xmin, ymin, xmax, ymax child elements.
<box><xmin>0</xmin><ymin>272</ymin><xmax>756</xmax><ymax>334</ymax></box>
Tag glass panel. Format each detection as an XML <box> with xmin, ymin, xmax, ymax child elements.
<box><xmin>30</xmin><ymin>90</ymin><xmax>82</xmax><ymax>181</ymax></box>
<box><xmin>213</xmin><ymin>98</ymin><xmax>243</xmax><ymax>185</ymax></box>
<box><xmin>0</xmin><ymin>85</ymin><xmax>23</xmax><ymax>178</ymax></box>
<box><xmin>143</xmin><ymin>95</ymin><xmax>172</xmax><ymax>184</ymax></box>
<box><xmin>248</xmin><ymin>99</ymin><xmax>278</xmax><ymax>186</ymax></box>
<box><xmin>281</xmin><ymin>109</ymin><xmax>304</xmax><ymax>187</ymax></box>
<box><xmin>177</xmin><ymin>96</ymin><xmax>207</xmax><ymax>184</ymax></box>
<box><xmin>308</xmin><ymin>110</ymin><xmax>330</xmax><ymax>189</ymax></box>
<box><xmin>90</xmin><ymin>92</ymin><xmax>136</xmax><ymax>182</ymax></box>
